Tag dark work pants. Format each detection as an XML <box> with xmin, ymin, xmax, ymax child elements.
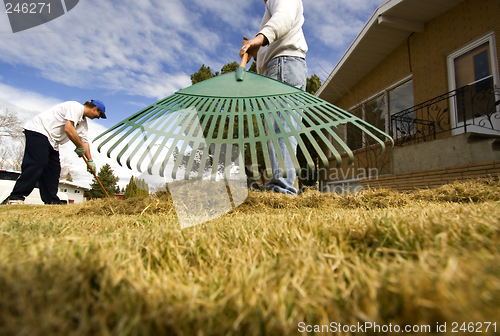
<box><xmin>9</xmin><ymin>130</ymin><xmax>61</xmax><ymax>204</ymax></box>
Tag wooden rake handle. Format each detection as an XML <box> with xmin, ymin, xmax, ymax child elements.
<box><xmin>240</xmin><ymin>53</ymin><xmax>249</xmax><ymax>68</ymax></box>
<box><xmin>237</xmin><ymin>53</ymin><xmax>249</xmax><ymax>82</ymax></box>
<box><xmin>82</xmin><ymin>156</ymin><xmax>110</xmax><ymax>198</ymax></box>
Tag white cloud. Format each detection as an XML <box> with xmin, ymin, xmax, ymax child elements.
<box><xmin>302</xmin><ymin>0</ymin><xmax>384</xmax><ymax>80</ymax></box>
<box><xmin>0</xmin><ymin>11</ymin><xmax>11</xmax><ymax>33</ymax></box>
<box><xmin>0</xmin><ymin>82</ymin><xmax>62</xmax><ymax>120</ymax></box>
<box><xmin>304</xmin><ymin>0</ymin><xmax>382</xmax><ymax>47</ymax></box>
<box><xmin>0</xmin><ymin>0</ymin><xmax>221</xmax><ymax>99</ymax></box>
<box><xmin>191</xmin><ymin>0</ymin><xmax>259</xmax><ymax>30</ymax></box>
<box><xmin>0</xmin><ymin>0</ymin><xmax>385</xmax><ymax>100</ymax></box>
<box><xmin>125</xmin><ymin>101</ymin><xmax>149</xmax><ymax>108</ymax></box>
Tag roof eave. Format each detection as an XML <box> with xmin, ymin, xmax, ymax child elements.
<box><xmin>315</xmin><ymin>0</ymin><xmax>403</xmax><ymax>100</ymax></box>
<box><xmin>316</xmin><ymin>0</ymin><xmax>467</xmax><ymax>105</ymax></box>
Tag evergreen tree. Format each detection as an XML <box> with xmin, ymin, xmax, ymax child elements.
<box><xmin>190</xmin><ymin>64</ymin><xmax>216</xmax><ymax>84</ymax></box>
<box><xmin>220</xmin><ymin>61</ymin><xmax>239</xmax><ymax>74</ymax></box>
<box><xmin>249</xmin><ymin>61</ymin><xmax>257</xmax><ymax>73</ymax></box>
<box><xmin>124</xmin><ymin>176</ymin><xmax>149</xmax><ymax>199</ymax></box>
<box><xmin>306</xmin><ymin>74</ymin><xmax>322</xmax><ymax>95</ymax></box>
<box><xmin>86</xmin><ymin>163</ymin><xmax>120</xmax><ymax>198</ymax></box>
<box><xmin>124</xmin><ymin>176</ymin><xmax>137</xmax><ymax>199</ymax></box>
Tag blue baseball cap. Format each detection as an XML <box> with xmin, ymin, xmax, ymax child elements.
<box><xmin>91</xmin><ymin>100</ymin><xmax>107</xmax><ymax>119</ymax></box>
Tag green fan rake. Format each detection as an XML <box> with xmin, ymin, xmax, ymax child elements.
<box><xmin>93</xmin><ymin>55</ymin><xmax>393</xmax><ymax>182</ymax></box>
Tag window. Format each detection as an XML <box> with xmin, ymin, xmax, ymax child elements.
<box><xmin>346</xmin><ymin>107</ymin><xmax>363</xmax><ymax>150</ymax></box>
<box><xmin>365</xmin><ymin>94</ymin><xmax>387</xmax><ymax>145</ymax></box>
<box><xmin>389</xmin><ymin>80</ymin><xmax>415</xmax><ymax>138</ymax></box>
<box><xmin>454</xmin><ymin>44</ymin><xmax>491</xmax><ymax>89</ymax></box>
<box><xmin>447</xmin><ymin>32</ymin><xmax>500</xmax><ymax>134</ymax></box>
<box><xmin>344</xmin><ymin>78</ymin><xmax>413</xmax><ymax>148</ymax></box>
<box><xmin>454</xmin><ymin>42</ymin><xmax>494</xmax><ymax>123</ymax></box>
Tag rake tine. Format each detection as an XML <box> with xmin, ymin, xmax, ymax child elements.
<box><xmin>224</xmin><ymin>144</ymin><xmax>232</xmax><ymax>181</ymax></box>
<box><xmin>98</xmin><ymin>124</ymin><xmax>134</xmax><ymax>158</ymax></box>
<box><xmin>117</xmin><ymin>128</ymin><xmax>144</xmax><ymax>168</ymax></box>
<box><xmin>322</xmin><ymin>127</ymin><xmax>348</xmax><ymax>167</ymax></box>
<box><xmin>147</xmin><ymin>135</ymin><xmax>169</xmax><ymax>175</ymax></box>
<box><xmin>92</xmin><ymin>69</ymin><xmax>393</xmax><ymax>185</ymax></box>
<box><xmin>145</xmin><ymin>110</ymin><xmax>190</xmax><ymax>175</ymax></box>
<box><xmin>159</xmin><ymin>138</ymin><xmax>182</xmax><ymax>177</ymax></box>
<box><xmin>270</xmin><ymin>107</ymin><xmax>307</xmax><ymax>171</ymax></box>
<box><xmin>261</xmin><ymin>110</ymin><xmax>288</xmax><ymax>178</ymax></box>
<box><xmin>209</xmin><ymin>143</ymin><xmax>223</xmax><ymax>181</ymax></box>
<box><xmin>170</xmin><ymin>113</ymin><xmax>200</xmax><ymax>180</ymax></box>
<box><xmin>197</xmin><ymin>142</ymin><xmax>213</xmax><ymax>181</ymax></box>
<box><xmin>136</xmin><ymin>133</ymin><xmax>162</xmax><ymax>172</ymax></box>
<box><xmin>238</xmin><ymin>144</ymin><xmax>247</xmax><ymax>181</ymax></box>
<box><xmin>296</xmin><ymin>136</ymin><xmax>315</xmax><ymax>170</ymax></box>
<box><xmin>184</xmin><ymin>140</ymin><xmax>203</xmax><ymax>180</ymax></box>
<box><xmin>119</xmin><ymin>108</ymin><xmax>174</xmax><ymax>169</ymax></box>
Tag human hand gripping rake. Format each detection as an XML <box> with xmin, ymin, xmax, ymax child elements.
<box><xmin>82</xmin><ymin>155</ymin><xmax>110</xmax><ymax>198</ymax></box>
<box><xmin>92</xmin><ymin>53</ymin><xmax>393</xmax><ymax>200</ymax></box>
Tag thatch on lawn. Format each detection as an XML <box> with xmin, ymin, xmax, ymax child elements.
<box><xmin>69</xmin><ymin>177</ymin><xmax>500</xmax><ymax>216</ymax></box>
<box><xmin>0</xmin><ymin>178</ymin><xmax>499</xmax><ymax>335</ymax></box>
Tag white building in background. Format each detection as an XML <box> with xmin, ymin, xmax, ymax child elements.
<box><xmin>58</xmin><ymin>181</ymin><xmax>89</xmax><ymax>204</ymax></box>
<box><xmin>0</xmin><ymin>170</ymin><xmax>89</xmax><ymax>204</ymax></box>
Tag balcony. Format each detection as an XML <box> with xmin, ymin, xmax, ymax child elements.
<box><xmin>391</xmin><ymin>80</ymin><xmax>500</xmax><ymax>146</ymax></box>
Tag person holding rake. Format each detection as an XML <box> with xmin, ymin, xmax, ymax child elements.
<box><xmin>240</xmin><ymin>0</ymin><xmax>308</xmax><ymax>195</ymax></box>
<box><xmin>6</xmin><ymin>100</ymin><xmax>106</xmax><ymax>204</ymax></box>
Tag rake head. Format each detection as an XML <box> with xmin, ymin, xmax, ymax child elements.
<box><xmin>93</xmin><ymin>68</ymin><xmax>393</xmax><ymax>182</ymax></box>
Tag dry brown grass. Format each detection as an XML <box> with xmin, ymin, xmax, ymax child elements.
<box><xmin>0</xmin><ymin>179</ymin><xmax>499</xmax><ymax>335</ymax></box>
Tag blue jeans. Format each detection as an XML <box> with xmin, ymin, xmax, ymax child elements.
<box><xmin>264</xmin><ymin>56</ymin><xmax>307</xmax><ymax>195</ymax></box>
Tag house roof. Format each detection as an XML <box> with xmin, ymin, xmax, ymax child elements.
<box><xmin>1</xmin><ymin>169</ymin><xmax>89</xmax><ymax>190</ymax></box>
<box><xmin>58</xmin><ymin>180</ymin><xmax>90</xmax><ymax>190</ymax></box>
<box><xmin>316</xmin><ymin>0</ymin><xmax>467</xmax><ymax>104</ymax></box>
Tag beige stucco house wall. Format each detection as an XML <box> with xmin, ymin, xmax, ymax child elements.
<box><xmin>316</xmin><ymin>0</ymin><xmax>500</xmax><ymax>192</ymax></box>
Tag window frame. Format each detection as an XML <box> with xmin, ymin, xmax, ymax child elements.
<box><xmin>447</xmin><ymin>31</ymin><xmax>500</xmax><ymax>135</ymax></box>
<box><xmin>333</xmin><ymin>75</ymin><xmax>413</xmax><ymax>156</ymax></box>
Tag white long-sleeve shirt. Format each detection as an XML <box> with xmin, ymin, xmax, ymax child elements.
<box><xmin>256</xmin><ymin>0</ymin><xmax>308</xmax><ymax>75</ymax></box>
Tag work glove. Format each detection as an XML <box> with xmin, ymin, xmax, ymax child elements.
<box><xmin>87</xmin><ymin>160</ymin><xmax>96</xmax><ymax>175</ymax></box>
<box><xmin>75</xmin><ymin>147</ymin><xmax>85</xmax><ymax>157</ymax></box>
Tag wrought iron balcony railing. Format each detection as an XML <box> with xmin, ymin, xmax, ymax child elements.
<box><xmin>390</xmin><ymin>79</ymin><xmax>500</xmax><ymax>146</ymax></box>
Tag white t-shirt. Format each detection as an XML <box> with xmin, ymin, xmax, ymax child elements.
<box><xmin>24</xmin><ymin>101</ymin><xmax>89</xmax><ymax>151</ymax></box>
<box><xmin>256</xmin><ymin>0</ymin><xmax>308</xmax><ymax>75</ymax></box>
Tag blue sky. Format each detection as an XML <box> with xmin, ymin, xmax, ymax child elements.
<box><xmin>0</xmin><ymin>0</ymin><xmax>384</xmax><ymax>189</ymax></box>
